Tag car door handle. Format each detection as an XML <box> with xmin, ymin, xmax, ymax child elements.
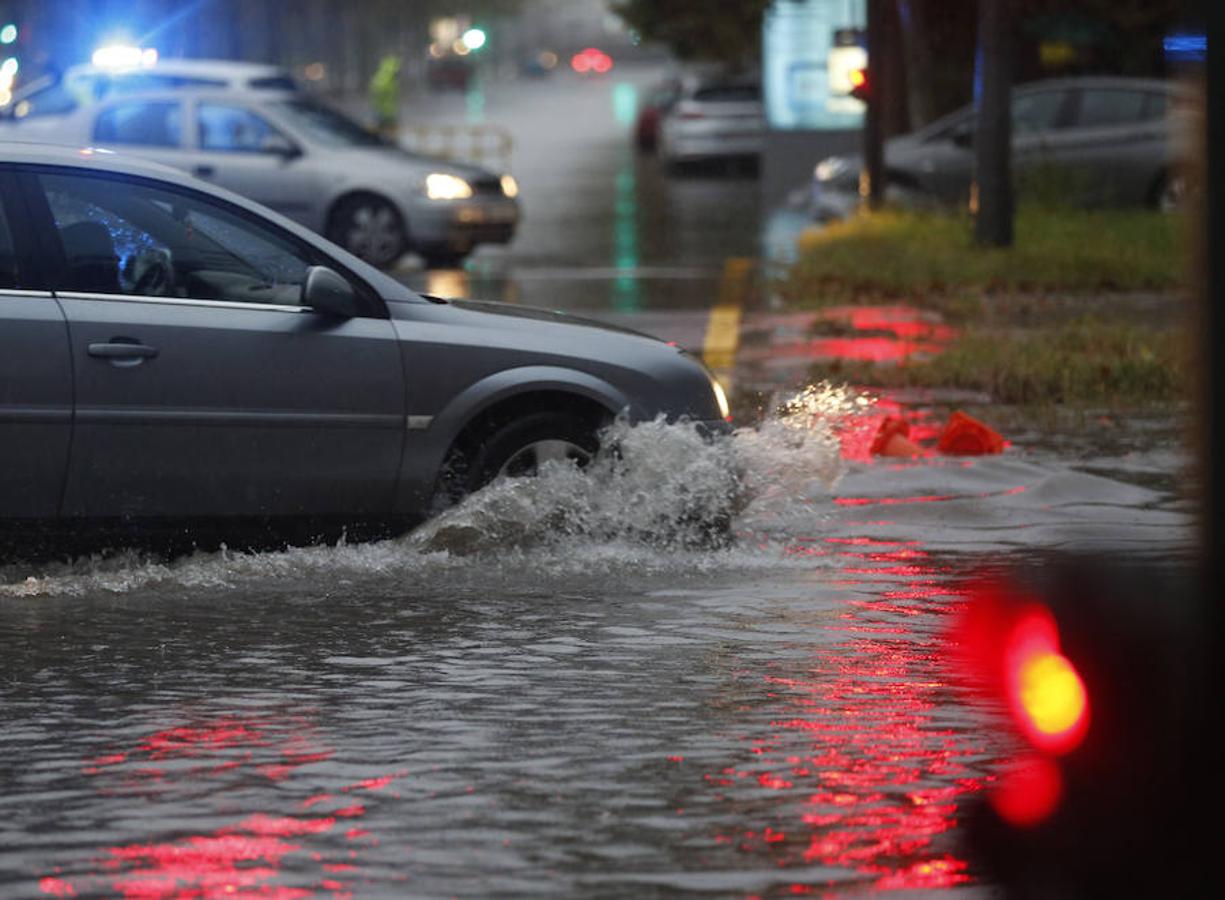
<box><xmin>194</xmin><ymin>165</ymin><xmax>215</xmax><ymax>178</ymax></box>
<box><xmin>88</xmin><ymin>341</ymin><xmax>159</xmax><ymax>361</ymax></box>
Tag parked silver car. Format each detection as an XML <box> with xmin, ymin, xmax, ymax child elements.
<box><xmin>658</xmin><ymin>77</ymin><xmax>764</xmax><ymax>170</ymax></box>
<box><xmin>0</xmin><ymin>144</ymin><xmax>726</xmax><ymax>557</ymax></box>
<box><xmin>1</xmin><ymin>81</ymin><xmax>518</xmax><ymax>269</ymax></box>
<box><xmin>813</xmin><ymin>76</ymin><xmax>1192</xmax><ymax>217</ymax></box>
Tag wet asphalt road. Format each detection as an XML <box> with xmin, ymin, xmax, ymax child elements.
<box><xmin>390</xmin><ymin>63</ymin><xmax>770</xmax><ymax>359</ymax></box>
<box><xmin>0</xmin><ymin>67</ymin><xmax>1198</xmax><ymax>898</ymax></box>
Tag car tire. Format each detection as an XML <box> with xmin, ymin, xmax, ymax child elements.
<box><xmin>463</xmin><ymin>411</ymin><xmax>603</xmax><ymax>495</ymax></box>
<box><xmin>1151</xmin><ymin>170</ymin><xmax>1188</xmax><ymax>213</ymax></box>
<box><xmin>327</xmin><ymin>194</ymin><xmax>407</xmax><ymax>269</ymax></box>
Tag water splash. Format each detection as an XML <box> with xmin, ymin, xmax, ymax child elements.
<box><xmin>1</xmin><ymin>385</ymin><xmax>864</xmax><ymax>598</ymax></box>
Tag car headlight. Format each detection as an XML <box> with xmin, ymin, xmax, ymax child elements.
<box><xmin>710</xmin><ymin>375</ymin><xmax>731</xmax><ymax>420</ymax></box>
<box><xmin>425</xmin><ymin>172</ymin><xmax>474</xmax><ymax>200</ymax></box>
<box><xmin>500</xmin><ymin>174</ymin><xmax>519</xmax><ymax>198</ymax></box>
<box><xmin>815</xmin><ymin>156</ymin><xmax>848</xmax><ymax>182</ymax></box>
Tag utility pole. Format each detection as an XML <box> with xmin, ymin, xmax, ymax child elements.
<box><xmin>863</xmin><ymin>0</ymin><xmax>886</xmax><ymax>210</ymax></box>
<box><xmin>973</xmin><ymin>0</ymin><xmax>1014</xmax><ymax>246</ymax></box>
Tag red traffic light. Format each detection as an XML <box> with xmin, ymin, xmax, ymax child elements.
<box><xmin>848</xmin><ymin>67</ymin><xmax>870</xmax><ymax>102</ymax></box>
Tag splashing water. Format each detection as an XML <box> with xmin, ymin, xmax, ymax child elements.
<box><xmin>0</xmin><ymin>386</ymin><xmax>867</xmax><ymax>598</ymax></box>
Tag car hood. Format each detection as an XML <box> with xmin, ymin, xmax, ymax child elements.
<box><xmin>321</xmin><ymin>145</ymin><xmax>500</xmax><ymax>180</ymax></box>
<box><xmin>386</xmin><ymin>295</ymin><xmax>719</xmax><ymax>423</ymax></box>
<box><xmin>448</xmin><ymin>298</ymin><xmax>660</xmax><ymax>342</ymax></box>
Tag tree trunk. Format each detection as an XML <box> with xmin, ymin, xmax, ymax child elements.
<box><xmin>973</xmin><ymin>0</ymin><xmax>1014</xmax><ymax>247</ymax></box>
<box><xmin>895</xmin><ymin>0</ymin><xmax>936</xmax><ymax>128</ymax></box>
<box><xmin>864</xmin><ymin>0</ymin><xmax>887</xmax><ymax>210</ymax></box>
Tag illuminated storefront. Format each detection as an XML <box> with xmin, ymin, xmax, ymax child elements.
<box><xmin>763</xmin><ymin>0</ymin><xmax>867</xmax><ymax>131</ymax></box>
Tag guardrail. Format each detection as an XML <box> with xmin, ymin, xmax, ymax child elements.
<box><xmin>400</xmin><ymin>123</ymin><xmax>513</xmax><ymax>171</ymax></box>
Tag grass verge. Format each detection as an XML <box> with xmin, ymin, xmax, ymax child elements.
<box><xmin>778</xmin><ymin>206</ymin><xmax>1183</xmax><ymax>307</ymax></box>
<box><xmin>810</xmin><ymin>317</ymin><xmax>1188</xmax><ymax>407</ymax></box>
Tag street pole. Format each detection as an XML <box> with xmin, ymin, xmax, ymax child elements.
<box><xmin>863</xmin><ymin>0</ymin><xmax>886</xmax><ymax>210</ymax></box>
<box><xmin>973</xmin><ymin>0</ymin><xmax>1013</xmax><ymax>247</ymax></box>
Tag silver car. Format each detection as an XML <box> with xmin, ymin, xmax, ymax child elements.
<box><xmin>658</xmin><ymin>78</ymin><xmax>765</xmax><ymax>170</ymax></box>
<box><xmin>813</xmin><ymin>76</ymin><xmax>1192</xmax><ymax>217</ymax></box>
<box><xmin>0</xmin><ymin>144</ymin><xmax>727</xmax><ymax>557</ymax></box>
<box><xmin>1</xmin><ymin>84</ymin><xmax>519</xmax><ymax>269</ymax></box>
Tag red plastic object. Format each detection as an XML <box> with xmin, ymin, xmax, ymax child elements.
<box><xmin>937</xmin><ymin>411</ymin><xmax>1006</xmax><ymax>456</ymax></box>
<box><xmin>870</xmin><ymin>416</ymin><xmax>922</xmax><ymax>458</ymax></box>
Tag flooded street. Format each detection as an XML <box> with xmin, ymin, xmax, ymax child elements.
<box><xmin>0</xmin><ymin>67</ymin><xmax>1196</xmax><ymax>898</ymax></box>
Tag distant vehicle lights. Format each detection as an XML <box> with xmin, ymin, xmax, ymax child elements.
<box><xmin>461</xmin><ymin>28</ymin><xmax>486</xmax><ymax>51</ymax></box>
<box><xmin>0</xmin><ymin>23</ymin><xmax>17</xmax><ymax>45</ymax></box>
<box><xmin>571</xmin><ymin>47</ymin><xmax>613</xmax><ymax>75</ymax></box>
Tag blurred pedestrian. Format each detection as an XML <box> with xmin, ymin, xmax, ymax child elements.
<box><xmin>370</xmin><ymin>54</ymin><xmax>402</xmax><ymax>137</ymax></box>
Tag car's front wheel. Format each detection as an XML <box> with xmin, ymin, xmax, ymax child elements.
<box><xmin>1152</xmin><ymin>170</ymin><xmax>1189</xmax><ymax>213</ymax></box>
<box><xmin>464</xmin><ymin>411</ymin><xmax>602</xmax><ymax>494</ymax></box>
<box><xmin>327</xmin><ymin>194</ymin><xmax>406</xmax><ymax>269</ymax></box>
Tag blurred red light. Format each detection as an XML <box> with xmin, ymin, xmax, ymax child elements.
<box><xmin>571</xmin><ymin>48</ymin><xmax>611</xmax><ymax>75</ymax></box>
<box><xmin>848</xmin><ymin>68</ymin><xmax>868</xmax><ymax>89</ymax></box>
<box><xmin>990</xmin><ymin>753</ymin><xmax>1063</xmax><ymax>827</ymax></box>
<box><xmin>950</xmin><ymin>584</ymin><xmax>1090</xmax><ymax>755</ymax></box>
<box><xmin>1002</xmin><ymin>610</ymin><xmax>1089</xmax><ymax>754</ymax></box>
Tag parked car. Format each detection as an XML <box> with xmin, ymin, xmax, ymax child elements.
<box><xmin>0</xmin><ymin>58</ymin><xmax>300</xmax><ymax>132</ymax></box>
<box><xmin>0</xmin><ymin>143</ymin><xmax>728</xmax><ymax>558</ymax></box>
<box><xmin>658</xmin><ymin>77</ymin><xmax>764</xmax><ymax>171</ymax></box>
<box><xmin>812</xmin><ymin>76</ymin><xmax>1192</xmax><ymax>218</ymax></box>
<box><xmin>0</xmin><ymin>83</ymin><xmax>518</xmax><ymax>269</ymax></box>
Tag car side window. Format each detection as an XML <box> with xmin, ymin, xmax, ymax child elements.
<box><xmin>0</xmin><ymin>195</ymin><xmax>19</xmax><ymax>289</ymax></box>
<box><xmin>1077</xmin><ymin>90</ymin><xmax>1148</xmax><ymax>129</ymax></box>
<box><xmin>94</xmin><ymin>101</ymin><xmax>183</xmax><ymax>148</ymax></box>
<box><xmin>40</xmin><ymin>172</ymin><xmax>317</xmax><ymax>306</ymax></box>
<box><xmin>1011</xmin><ymin>91</ymin><xmax>1066</xmax><ymax>133</ymax></box>
<box><xmin>197</xmin><ymin>104</ymin><xmax>285</xmax><ymax>153</ymax></box>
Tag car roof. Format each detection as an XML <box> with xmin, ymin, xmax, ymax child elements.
<box><xmin>64</xmin><ymin>58</ymin><xmax>292</xmax><ymax>85</ymax></box>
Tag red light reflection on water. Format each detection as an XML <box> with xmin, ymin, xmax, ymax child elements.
<box><xmin>708</xmin><ymin>538</ymin><xmax>992</xmax><ymax>891</ymax></box>
<box><xmin>41</xmin><ymin>715</ymin><xmax>404</xmax><ymax>898</ymax></box>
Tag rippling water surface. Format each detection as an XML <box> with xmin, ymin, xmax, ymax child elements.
<box><xmin>0</xmin><ymin>391</ymin><xmax>1192</xmax><ymax>898</ymax></box>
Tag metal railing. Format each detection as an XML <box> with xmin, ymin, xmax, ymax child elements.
<box><xmin>400</xmin><ymin>123</ymin><xmax>513</xmax><ymax>171</ymax></box>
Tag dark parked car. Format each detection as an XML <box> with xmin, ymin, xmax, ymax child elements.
<box><xmin>813</xmin><ymin>76</ymin><xmax>1193</xmax><ymax>217</ymax></box>
<box><xmin>0</xmin><ymin>144</ymin><xmax>729</xmax><ymax>557</ymax></box>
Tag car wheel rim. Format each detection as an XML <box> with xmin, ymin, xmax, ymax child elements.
<box><xmin>1159</xmin><ymin>176</ymin><xmax>1186</xmax><ymax>213</ymax></box>
<box><xmin>498</xmin><ymin>440</ymin><xmax>592</xmax><ymax>479</ymax></box>
<box><xmin>345</xmin><ymin>204</ymin><xmax>402</xmax><ymax>264</ymax></box>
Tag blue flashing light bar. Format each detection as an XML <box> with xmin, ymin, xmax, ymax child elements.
<box><xmin>1164</xmin><ymin>32</ymin><xmax>1206</xmax><ymax>62</ymax></box>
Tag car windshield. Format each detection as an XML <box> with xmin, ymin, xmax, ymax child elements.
<box><xmin>269</xmin><ymin>99</ymin><xmax>385</xmax><ymax>148</ymax></box>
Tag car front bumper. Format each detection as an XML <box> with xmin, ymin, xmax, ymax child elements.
<box><xmin>408</xmin><ymin>197</ymin><xmax>520</xmax><ymax>251</ymax></box>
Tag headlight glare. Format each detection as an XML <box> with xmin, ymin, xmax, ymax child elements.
<box><xmin>711</xmin><ymin>376</ymin><xmax>731</xmax><ymax>420</ymax></box>
<box><xmin>425</xmin><ymin>172</ymin><xmax>474</xmax><ymax>200</ymax></box>
<box><xmin>500</xmin><ymin>174</ymin><xmax>519</xmax><ymax>198</ymax></box>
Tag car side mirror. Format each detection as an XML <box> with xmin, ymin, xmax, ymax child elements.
<box><xmin>262</xmin><ymin>133</ymin><xmax>301</xmax><ymax>159</ymax></box>
<box><xmin>301</xmin><ymin>266</ymin><xmax>360</xmax><ymax>318</ymax></box>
